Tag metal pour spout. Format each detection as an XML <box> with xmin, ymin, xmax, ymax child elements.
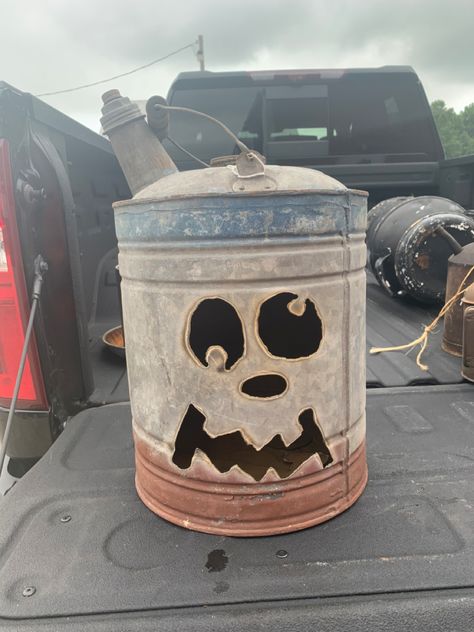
<box><xmin>100</xmin><ymin>89</ymin><xmax>177</xmax><ymax>196</ymax></box>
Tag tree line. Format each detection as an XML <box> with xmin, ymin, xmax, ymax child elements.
<box><xmin>431</xmin><ymin>101</ymin><xmax>474</xmax><ymax>158</ymax></box>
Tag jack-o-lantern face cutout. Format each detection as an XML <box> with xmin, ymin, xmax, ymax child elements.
<box><xmin>173</xmin><ymin>292</ymin><xmax>332</xmax><ymax>482</ymax></box>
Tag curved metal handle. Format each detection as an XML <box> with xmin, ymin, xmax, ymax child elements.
<box><xmin>152</xmin><ymin>102</ymin><xmax>251</xmax><ymax>153</ymax></box>
<box><xmin>230</xmin><ymin>151</ymin><xmax>266</xmax><ymax>179</ymax></box>
<box><xmin>150</xmin><ymin>100</ymin><xmax>266</xmax><ymax>178</ymax></box>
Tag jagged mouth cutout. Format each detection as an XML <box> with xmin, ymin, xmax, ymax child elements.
<box><xmin>172</xmin><ymin>406</ymin><xmax>333</xmax><ymax>482</ymax></box>
<box><xmin>176</xmin><ymin>293</ymin><xmax>329</xmax><ymax>481</ymax></box>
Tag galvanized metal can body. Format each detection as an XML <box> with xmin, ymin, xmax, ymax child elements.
<box><xmin>367</xmin><ymin>196</ymin><xmax>474</xmax><ymax>303</ymax></box>
<box><xmin>114</xmin><ymin>166</ymin><xmax>368</xmax><ymax>536</ymax></box>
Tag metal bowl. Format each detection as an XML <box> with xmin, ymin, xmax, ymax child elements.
<box><xmin>102</xmin><ymin>325</ymin><xmax>125</xmax><ymax>359</ymax></box>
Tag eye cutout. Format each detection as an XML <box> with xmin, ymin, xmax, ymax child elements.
<box><xmin>256</xmin><ymin>292</ymin><xmax>323</xmax><ymax>360</ymax></box>
<box><xmin>186</xmin><ymin>297</ymin><xmax>245</xmax><ymax>371</ymax></box>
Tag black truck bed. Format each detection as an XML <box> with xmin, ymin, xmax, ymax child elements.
<box><xmin>0</xmin><ymin>383</ymin><xmax>473</xmax><ymax>630</ymax></box>
<box><xmin>1</xmin><ymin>279</ymin><xmax>473</xmax><ymax>631</ymax></box>
<box><xmin>1</xmin><ymin>273</ymin><xmax>469</xmax><ymax>631</ymax></box>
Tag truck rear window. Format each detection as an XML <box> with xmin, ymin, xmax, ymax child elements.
<box><xmin>167</xmin><ymin>73</ymin><xmax>440</xmax><ymax>165</ymax></box>
<box><xmin>167</xmin><ymin>87</ymin><xmax>263</xmax><ymax>159</ymax></box>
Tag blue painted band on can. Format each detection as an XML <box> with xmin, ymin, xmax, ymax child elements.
<box><xmin>114</xmin><ymin>193</ymin><xmax>366</xmax><ymax>243</ymax></box>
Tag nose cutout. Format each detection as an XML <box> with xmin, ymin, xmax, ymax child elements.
<box><xmin>240</xmin><ymin>373</ymin><xmax>288</xmax><ymax>400</ymax></box>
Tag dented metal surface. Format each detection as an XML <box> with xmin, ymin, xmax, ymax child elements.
<box><xmin>367</xmin><ymin>196</ymin><xmax>474</xmax><ymax>303</ymax></box>
<box><xmin>103</xmin><ymin>90</ymin><xmax>368</xmax><ymax>536</ymax></box>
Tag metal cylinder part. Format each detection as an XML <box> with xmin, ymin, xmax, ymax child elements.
<box><xmin>367</xmin><ymin>196</ymin><xmax>474</xmax><ymax>303</ymax></box>
<box><xmin>442</xmin><ymin>243</ymin><xmax>474</xmax><ymax>356</ymax></box>
<box><xmin>462</xmin><ymin>284</ymin><xmax>474</xmax><ymax>382</ymax></box>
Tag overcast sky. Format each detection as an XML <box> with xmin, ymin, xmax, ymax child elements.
<box><xmin>1</xmin><ymin>0</ymin><xmax>473</xmax><ymax>132</ymax></box>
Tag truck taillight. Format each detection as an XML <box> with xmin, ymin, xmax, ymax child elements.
<box><xmin>0</xmin><ymin>139</ymin><xmax>47</xmax><ymax>410</ymax></box>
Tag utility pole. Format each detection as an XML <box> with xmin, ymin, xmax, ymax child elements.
<box><xmin>197</xmin><ymin>34</ymin><xmax>205</xmax><ymax>71</ymax></box>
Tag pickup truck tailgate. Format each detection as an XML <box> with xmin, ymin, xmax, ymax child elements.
<box><xmin>0</xmin><ymin>384</ymin><xmax>473</xmax><ymax>630</ymax></box>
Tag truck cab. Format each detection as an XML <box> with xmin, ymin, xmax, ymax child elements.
<box><xmin>165</xmin><ymin>66</ymin><xmax>445</xmax><ymax>204</ymax></box>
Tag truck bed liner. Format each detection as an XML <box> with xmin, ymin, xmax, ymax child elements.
<box><xmin>365</xmin><ymin>277</ymin><xmax>461</xmax><ymax>387</ymax></box>
<box><xmin>0</xmin><ymin>383</ymin><xmax>473</xmax><ymax>630</ymax></box>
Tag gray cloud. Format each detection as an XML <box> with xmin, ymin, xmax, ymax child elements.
<box><xmin>1</xmin><ymin>0</ymin><xmax>473</xmax><ymax>130</ymax></box>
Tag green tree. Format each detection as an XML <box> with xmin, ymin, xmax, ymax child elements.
<box><xmin>431</xmin><ymin>100</ymin><xmax>474</xmax><ymax>158</ymax></box>
<box><xmin>461</xmin><ymin>103</ymin><xmax>474</xmax><ymax>138</ymax></box>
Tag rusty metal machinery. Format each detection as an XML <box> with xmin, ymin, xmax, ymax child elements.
<box><xmin>462</xmin><ymin>283</ymin><xmax>474</xmax><ymax>382</ymax></box>
<box><xmin>442</xmin><ymin>242</ymin><xmax>474</xmax><ymax>356</ymax></box>
<box><xmin>101</xmin><ymin>90</ymin><xmax>368</xmax><ymax>537</ymax></box>
<box><xmin>367</xmin><ymin>196</ymin><xmax>474</xmax><ymax>303</ymax></box>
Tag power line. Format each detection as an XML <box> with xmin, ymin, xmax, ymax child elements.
<box><xmin>35</xmin><ymin>41</ymin><xmax>196</xmax><ymax>97</ymax></box>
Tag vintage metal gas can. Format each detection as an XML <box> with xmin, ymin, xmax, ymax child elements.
<box><xmin>101</xmin><ymin>90</ymin><xmax>368</xmax><ymax>536</ymax></box>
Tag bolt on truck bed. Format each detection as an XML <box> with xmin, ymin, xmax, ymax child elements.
<box><xmin>1</xmin><ymin>75</ymin><xmax>474</xmax><ymax>630</ymax></box>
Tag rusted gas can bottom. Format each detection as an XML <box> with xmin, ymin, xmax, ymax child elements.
<box><xmin>441</xmin><ymin>339</ymin><xmax>463</xmax><ymax>357</ymax></box>
<box><xmin>134</xmin><ymin>436</ymin><xmax>367</xmax><ymax>537</ymax></box>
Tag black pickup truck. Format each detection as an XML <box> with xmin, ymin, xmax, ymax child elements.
<box><xmin>0</xmin><ymin>66</ymin><xmax>473</xmax><ymax>631</ymax></box>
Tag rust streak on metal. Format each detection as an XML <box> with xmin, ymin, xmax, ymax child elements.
<box><xmin>134</xmin><ymin>435</ymin><xmax>367</xmax><ymax>537</ymax></box>
<box><xmin>443</xmin><ymin>243</ymin><xmax>474</xmax><ymax>357</ymax></box>
<box><xmin>462</xmin><ymin>283</ymin><xmax>474</xmax><ymax>381</ymax></box>
<box><xmin>414</xmin><ymin>253</ymin><xmax>430</xmax><ymax>271</ymax></box>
